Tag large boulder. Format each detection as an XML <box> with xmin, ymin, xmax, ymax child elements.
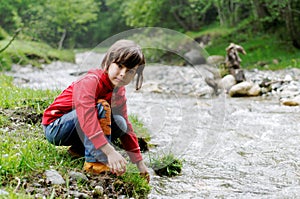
<box><xmin>229</xmin><ymin>81</ymin><xmax>261</xmax><ymax>97</ymax></box>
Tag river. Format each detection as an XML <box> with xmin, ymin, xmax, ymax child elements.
<box><xmin>6</xmin><ymin>52</ymin><xmax>300</xmax><ymax>198</ymax></box>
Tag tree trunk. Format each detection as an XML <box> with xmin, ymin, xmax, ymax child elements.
<box><xmin>169</xmin><ymin>0</ymin><xmax>190</xmax><ymax>31</ymax></box>
<box><xmin>251</xmin><ymin>0</ymin><xmax>269</xmax><ymax>19</ymax></box>
<box><xmin>214</xmin><ymin>0</ymin><xmax>225</xmax><ymax>26</ymax></box>
<box><xmin>58</xmin><ymin>28</ymin><xmax>67</xmax><ymax>50</ymax></box>
<box><xmin>285</xmin><ymin>0</ymin><xmax>300</xmax><ymax>49</ymax></box>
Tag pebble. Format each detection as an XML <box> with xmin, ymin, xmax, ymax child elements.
<box><xmin>45</xmin><ymin>169</ymin><xmax>65</xmax><ymax>185</ymax></box>
<box><xmin>68</xmin><ymin>171</ymin><xmax>89</xmax><ymax>182</ymax></box>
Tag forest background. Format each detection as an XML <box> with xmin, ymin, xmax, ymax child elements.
<box><xmin>1</xmin><ymin>0</ymin><xmax>300</xmax><ymax>69</ymax></box>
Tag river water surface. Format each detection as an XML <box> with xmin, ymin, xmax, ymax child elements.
<box><xmin>6</xmin><ymin>53</ymin><xmax>300</xmax><ymax>198</ymax></box>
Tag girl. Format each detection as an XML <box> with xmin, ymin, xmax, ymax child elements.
<box><xmin>42</xmin><ymin>40</ymin><xmax>149</xmax><ymax>180</ymax></box>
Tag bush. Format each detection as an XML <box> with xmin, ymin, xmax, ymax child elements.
<box><xmin>0</xmin><ymin>27</ymin><xmax>9</xmax><ymax>40</ymax></box>
<box><xmin>0</xmin><ymin>52</ymin><xmax>12</xmax><ymax>71</ymax></box>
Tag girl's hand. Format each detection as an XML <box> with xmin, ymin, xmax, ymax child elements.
<box><xmin>136</xmin><ymin>160</ymin><xmax>150</xmax><ymax>183</ymax></box>
<box><xmin>100</xmin><ymin>144</ymin><xmax>127</xmax><ymax>175</ymax></box>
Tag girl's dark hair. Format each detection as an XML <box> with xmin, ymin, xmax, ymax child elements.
<box><xmin>101</xmin><ymin>39</ymin><xmax>145</xmax><ymax>90</ymax></box>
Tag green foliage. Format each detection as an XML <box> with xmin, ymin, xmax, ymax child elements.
<box><xmin>0</xmin><ymin>74</ymin><xmax>60</xmax><ymax>112</ymax></box>
<box><xmin>0</xmin><ymin>27</ymin><xmax>9</xmax><ymax>40</ymax></box>
<box><xmin>205</xmin><ymin>29</ymin><xmax>300</xmax><ymax>70</ymax></box>
<box><xmin>122</xmin><ymin>0</ymin><xmax>164</xmax><ymax>27</ymax></box>
<box><xmin>43</xmin><ymin>0</ymin><xmax>99</xmax><ymax>48</ymax></box>
<box><xmin>1</xmin><ymin>0</ymin><xmax>300</xmax><ymax>51</ymax></box>
<box><xmin>150</xmin><ymin>153</ymin><xmax>183</xmax><ymax>177</ymax></box>
<box><xmin>0</xmin><ymin>52</ymin><xmax>13</xmax><ymax>71</ymax></box>
<box><xmin>117</xmin><ymin>164</ymin><xmax>151</xmax><ymax>198</ymax></box>
<box><xmin>129</xmin><ymin>115</ymin><xmax>150</xmax><ymax>141</ymax></box>
<box><xmin>0</xmin><ymin>39</ymin><xmax>74</xmax><ymax>70</ymax></box>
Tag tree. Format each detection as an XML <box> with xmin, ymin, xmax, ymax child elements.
<box><xmin>213</xmin><ymin>0</ymin><xmax>251</xmax><ymax>27</ymax></box>
<box><xmin>251</xmin><ymin>0</ymin><xmax>300</xmax><ymax>48</ymax></box>
<box><xmin>43</xmin><ymin>0</ymin><xmax>99</xmax><ymax>49</ymax></box>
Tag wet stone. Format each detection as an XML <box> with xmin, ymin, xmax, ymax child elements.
<box><xmin>68</xmin><ymin>171</ymin><xmax>89</xmax><ymax>182</ymax></box>
<box><xmin>45</xmin><ymin>169</ymin><xmax>65</xmax><ymax>185</ymax></box>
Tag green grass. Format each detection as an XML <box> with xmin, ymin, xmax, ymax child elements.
<box><xmin>0</xmin><ymin>38</ymin><xmax>74</xmax><ymax>71</ymax></box>
<box><xmin>196</xmin><ymin>23</ymin><xmax>300</xmax><ymax>70</ymax></box>
<box><xmin>149</xmin><ymin>153</ymin><xmax>183</xmax><ymax>177</ymax></box>
<box><xmin>0</xmin><ymin>74</ymin><xmax>60</xmax><ymax>112</ymax></box>
<box><xmin>186</xmin><ymin>23</ymin><xmax>234</xmax><ymax>39</ymax></box>
<box><xmin>0</xmin><ymin>74</ymin><xmax>151</xmax><ymax>198</ymax></box>
<box><xmin>128</xmin><ymin>115</ymin><xmax>150</xmax><ymax>141</ymax></box>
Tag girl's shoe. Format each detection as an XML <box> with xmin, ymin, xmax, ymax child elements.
<box><xmin>83</xmin><ymin>162</ymin><xmax>110</xmax><ymax>174</ymax></box>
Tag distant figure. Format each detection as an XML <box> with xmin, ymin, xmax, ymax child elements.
<box><xmin>42</xmin><ymin>40</ymin><xmax>149</xmax><ymax>182</ymax></box>
<box><xmin>225</xmin><ymin>43</ymin><xmax>247</xmax><ymax>83</ymax></box>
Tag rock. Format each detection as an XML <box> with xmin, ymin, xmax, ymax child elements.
<box><xmin>69</xmin><ymin>190</ymin><xmax>90</xmax><ymax>198</ymax></box>
<box><xmin>141</xmin><ymin>82</ymin><xmax>163</xmax><ymax>93</ymax></box>
<box><xmin>184</xmin><ymin>49</ymin><xmax>206</xmax><ymax>65</ymax></box>
<box><xmin>248</xmin><ymin>83</ymin><xmax>261</xmax><ymax>96</ymax></box>
<box><xmin>68</xmin><ymin>171</ymin><xmax>88</xmax><ymax>182</ymax></box>
<box><xmin>281</xmin><ymin>95</ymin><xmax>300</xmax><ymax>106</ymax></box>
<box><xmin>284</xmin><ymin>74</ymin><xmax>293</xmax><ymax>82</ymax></box>
<box><xmin>229</xmin><ymin>81</ymin><xmax>254</xmax><ymax>97</ymax></box>
<box><xmin>45</xmin><ymin>169</ymin><xmax>65</xmax><ymax>185</ymax></box>
<box><xmin>218</xmin><ymin>74</ymin><xmax>236</xmax><ymax>91</ymax></box>
<box><xmin>94</xmin><ymin>185</ymin><xmax>104</xmax><ymax>195</ymax></box>
<box><xmin>229</xmin><ymin>82</ymin><xmax>261</xmax><ymax>97</ymax></box>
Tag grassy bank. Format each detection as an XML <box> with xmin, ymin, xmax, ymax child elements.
<box><xmin>188</xmin><ymin>23</ymin><xmax>300</xmax><ymax>70</ymax></box>
<box><xmin>0</xmin><ymin>74</ymin><xmax>150</xmax><ymax>198</ymax></box>
<box><xmin>0</xmin><ymin>37</ymin><xmax>74</xmax><ymax>71</ymax></box>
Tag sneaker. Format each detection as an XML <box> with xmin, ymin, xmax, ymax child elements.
<box><xmin>67</xmin><ymin>146</ymin><xmax>84</xmax><ymax>159</ymax></box>
<box><xmin>83</xmin><ymin>162</ymin><xmax>110</xmax><ymax>174</ymax></box>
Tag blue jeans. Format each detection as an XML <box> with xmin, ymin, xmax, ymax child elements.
<box><xmin>44</xmin><ymin>103</ymin><xmax>127</xmax><ymax>163</ymax></box>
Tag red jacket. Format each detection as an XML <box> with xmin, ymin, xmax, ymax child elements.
<box><xmin>42</xmin><ymin>69</ymin><xmax>142</xmax><ymax>163</ymax></box>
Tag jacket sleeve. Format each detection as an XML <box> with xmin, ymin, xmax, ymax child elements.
<box><xmin>114</xmin><ymin>89</ymin><xmax>143</xmax><ymax>163</ymax></box>
<box><xmin>73</xmin><ymin>74</ymin><xmax>108</xmax><ymax>149</ymax></box>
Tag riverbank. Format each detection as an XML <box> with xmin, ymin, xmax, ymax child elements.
<box><xmin>2</xmin><ymin>52</ymin><xmax>300</xmax><ymax>198</ymax></box>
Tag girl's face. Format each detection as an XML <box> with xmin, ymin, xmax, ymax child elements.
<box><xmin>107</xmin><ymin>63</ymin><xmax>138</xmax><ymax>87</ymax></box>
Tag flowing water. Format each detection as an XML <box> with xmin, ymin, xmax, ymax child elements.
<box><xmin>127</xmin><ymin>73</ymin><xmax>300</xmax><ymax>199</ymax></box>
<box><xmin>6</xmin><ymin>53</ymin><xmax>300</xmax><ymax>198</ymax></box>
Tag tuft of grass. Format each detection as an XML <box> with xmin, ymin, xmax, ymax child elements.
<box><xmin>150</xmin><ymin>153</ymin><xmax>183</xmax><ymax>177</ymax></box>
<box><xmin>129</xmin><ymin>114</ymin><xmax>151</xmax><ymax>141</ymax></box>
<box><xmin>117</xmin><ymin>164</ymin><xmax>151</xmax><ymax>198</ymax></box>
